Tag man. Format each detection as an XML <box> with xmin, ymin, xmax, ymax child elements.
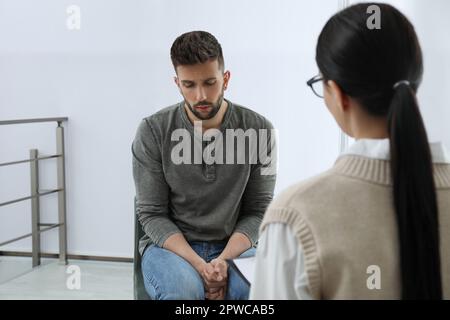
<box><xmin>132</xmin><ymin>30</ymin><xmax>276</xmax><ymax>300</ymax></box>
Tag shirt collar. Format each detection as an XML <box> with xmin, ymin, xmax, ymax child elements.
<box><xmin>339</xmin><ymin>138</ymin><xmax>450</xmax><ymax>164</ymax></box>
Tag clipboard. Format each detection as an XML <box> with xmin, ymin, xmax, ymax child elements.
<box><xmin>227</xmin><ymin>256</ymin><xmax>255</xmax><ymax>287</ymax></box>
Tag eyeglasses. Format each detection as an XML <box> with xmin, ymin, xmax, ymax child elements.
<box><xmin>307</xmin><ymin>75</ymin><xmax>324</xmax><ymax>98</ymax></box>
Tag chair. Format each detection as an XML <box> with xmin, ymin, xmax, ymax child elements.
<box><xmin>133</xmin><ymin>198</ymin><xmax>151</xmax><ymax>300</ymax></box>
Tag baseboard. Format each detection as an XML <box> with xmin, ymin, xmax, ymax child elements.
<box><xmin>0</xmin><ymin>250</ymin><xmax>133</xmax><ymax>263</ymax></box>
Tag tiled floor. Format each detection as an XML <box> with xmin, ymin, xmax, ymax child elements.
<box><xmin>0</xmin><ymin>256</ymin><xmax>133</xmax><ymax>300</ymax></box>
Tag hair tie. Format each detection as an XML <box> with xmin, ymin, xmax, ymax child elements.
<box><xmin>393</xmin><ymin>80</ymin><xmax>411</xmax><ymax>89</ymax></box>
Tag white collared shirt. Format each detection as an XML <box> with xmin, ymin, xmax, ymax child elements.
<box><xmin>249</xmin><ymin>139</ymin><xmax>450</xmax><ymax>300</ymax></box>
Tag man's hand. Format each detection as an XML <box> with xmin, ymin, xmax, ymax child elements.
<box><xmin>201</xmin><ymin>258</ymin><xmax>228</xmax><ymax>300</ymax></box>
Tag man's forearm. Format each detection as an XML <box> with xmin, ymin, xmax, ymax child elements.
<box><xmin>217</xmin><ymin>232</ymin><xmax>252</xmax><ymax>260</ymax></box>
<box><xmin>163</xmin><ymin>233</ymin><xmax>206</xmax><ymax>273</ymax></box>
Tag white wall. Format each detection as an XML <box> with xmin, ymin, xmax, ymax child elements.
<box><xmin>0</xmin><ymin>0</ymin><xmax>448</xmax><ymax>258</ymax></box>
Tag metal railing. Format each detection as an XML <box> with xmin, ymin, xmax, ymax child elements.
<box><xmin>0</xmin><ymin>117</ymin><xmax>68</xmax><ymax>266</ymax></box>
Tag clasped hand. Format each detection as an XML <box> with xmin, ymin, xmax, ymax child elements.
<box><xmin>200</xmin><ymin>258</ymin><xmax>228</xmax><ymax>300</ymax></box>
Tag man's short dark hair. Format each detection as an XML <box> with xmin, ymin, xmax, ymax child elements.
<box><xmin>170</xmin><ymin>31</ymin><xmax>224</xmax><ymax>71</ymax></box>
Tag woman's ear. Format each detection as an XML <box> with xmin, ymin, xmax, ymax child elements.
<box><xmin>328</xmin><ymin>80</ymin><xmax>349</xmax><ymax>113</ymax></box>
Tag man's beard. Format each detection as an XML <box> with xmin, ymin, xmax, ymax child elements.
<box><xmin>184</xmin><ymin>92</ymin><xmax>224</xmax><ymax>120</ymax></box>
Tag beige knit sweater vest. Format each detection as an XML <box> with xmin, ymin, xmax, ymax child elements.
<box><xmin>260</xmin><ymin>155</ymin><xmax>450</xmax><ymax>299</ymax></box>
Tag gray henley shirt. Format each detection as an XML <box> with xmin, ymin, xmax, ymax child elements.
<box><xmin>132</xmin><ymin>99</ymin><xmax>276</xmax><ymax>255</ymax></box>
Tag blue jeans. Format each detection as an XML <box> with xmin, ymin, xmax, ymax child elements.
<box><xmin>141</xmin><ymin>241</ymin><xmax>256</xmax><ymax>300</ymax></box>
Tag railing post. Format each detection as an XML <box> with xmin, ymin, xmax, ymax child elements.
<box><xmin>56</xmin><ymin>124</ymin><xmax>68</xmax><ymax>265</ymax></box>
<box><xmin>30</xmin><ymin>149</ymin><xmax>41</xmax><ymax>267</ymax></box>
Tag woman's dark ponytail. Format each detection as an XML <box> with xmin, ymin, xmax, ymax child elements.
<box><xmin>316</xmin><ymin>3</ymin><xmax>442</xmax><ymax>299</ymax></box>
<box><xmin>388</xmin><ymin>83</ymin><xmax>442</xmax><ymax>299</ymax></box>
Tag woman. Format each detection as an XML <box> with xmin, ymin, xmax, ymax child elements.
<box><xmin>250</xmin><ymin>3</ymin><xmax>450</xmax><ymax>299</ymax></box>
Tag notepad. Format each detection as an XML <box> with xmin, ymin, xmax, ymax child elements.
<box><xmin>227</xmin><ymin>256</ymin><xmax>256</xmax><ymax>286</ymax></box>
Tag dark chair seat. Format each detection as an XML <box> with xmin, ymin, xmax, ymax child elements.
<box><xmin>134</xmin><ymin>198</ymin><xmax>151</xmax><ymax>300</ymax></box>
